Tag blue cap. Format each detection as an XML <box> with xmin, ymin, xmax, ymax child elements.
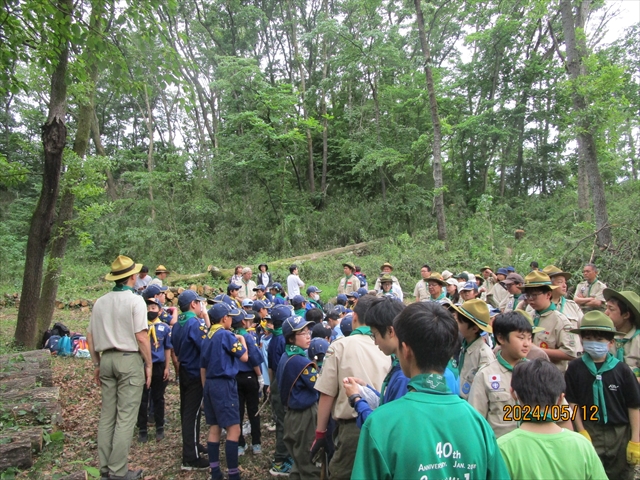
<box><xmin>271</xmin><ymin>304</ymin><xmax>294</xmax><ymax>323</ymax></box>
<box><xmin>334</xmin><ymin>304</ymin><xmax>348</xmax><ymax>314</ymax></box>
<box><xmin>208</xmin><ymin>303</ymin><xmax>231</xmax><ymax>320</ymax></box>
<box><xmin>341</xmin><ymin>314</ymin><xmax>354</xmax><ymax>336</ymax></box>
<box><xmin>178</xmin><ymin>290</ymin><xmax>206</xmax><ymax>309</ymax></box>
<box><xmin>271</xmin><ymin>282</ymin><xmax>283</xmax><ymax>291</ymax></box>
<box><xmin>306</xmin><ymin>286</ymin><xmax>322</xmax><ymax>295</ymax></box>
<box><xmin>242</xmin><ymin>298</ymin><xmax>254</xmax><ymax>308</ymax></box>
<box><xmin>291</xmin><ymin>295</ymin><xmax>306</xmax><ymax>306</ymax></box>
<box><xmin>308</xmin><ymin>338</ymin><xmax>330</xmax><ymax>360</ymax></box>
<box><xmin>213</xmin><ymin>294</ymin><xmax>235</xmax><ymax>307</ymax></box>
<box><xmin>282</xmin><ymin>316</ymin><xmax>313</xmax><ymax>338</ymax></box>
<box><xmin>336</xmin><ymin>294</ymin><xmax>348</xmax><ymax>306</ymax></box>
<box><xmin>252</xmin><ymin>300</ymin><xmax>272</xmax><ymax>312</ymax></box>
<box><xmin>142</xmin><ymin>284</ymin><xmax>168</xmax><ymax>299</ymax></box>
<box><xmin>357</xmin><ymin>287</ymin><xmax>369</xmax><ymax>297</ymax></box>
<box><xmin>460</xmin><ymin>282</ymin><xmax>478</xmax><ymax>292</ymax></box>
<box><xmin>346</xmin><ymin>291</ymin><xmax>359</xmax><ymax>299</ymax></box>
<box><xmin>228</xmin><ymin>283</ymin><xmax>241</xmax><ymax>291</ymax></box>
<box><xmin>145</xmin><ymin>298</ymin><xmax>163</xmax><ymax>308</ymax></box>
<box><xmin>253</xmin><ymin>285</ymin><xmax>267</xmax><ymax>291</ymax></box>
<box><xmin>506</xmin><ymin>266</ymin><xmax>515</xmax><ymax>273</ymax></box>
<box><xmin>244</xmin><ymin>311</ymin><xmax>256</xmax><ymax>321</ymax></box>
<box><xmin>496</xmin><ymin>268</ymin><xmax>508</xmax><ymax>276</ymax></box>
<box><xmin>230</xmin><ymin>308</ymin><xmax>245</xmax><ymax>325</ymax></box>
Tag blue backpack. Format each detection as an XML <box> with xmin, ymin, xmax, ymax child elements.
<box><xmin>57</xmin><ymin>335</ymin><xmax>72</xmax><ymax>356</ymax></box>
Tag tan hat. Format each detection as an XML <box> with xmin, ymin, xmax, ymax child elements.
<box><xmin>425</xmin><ymin>272</ymin><xmax>447</xmax><ymax>287</ymax></box>
<box><xmin>342</xmin><ymin>262</ymin><xmax>356</xmax><ymax>271</ymax></box>
<box><xmin>603</xmin><ymin>289</ymin><xmax>640</xmax><ymax>327</ymax></box>
<box><xmin>105</xmin><ymin>255</ymin><xmax>143</xmax><ymax>281</ymax></box>
<box><xmin>452</xmin><ymin>299</ymin><xmax>492</xmax><ymax>333</ymax></box>
<box><xmin>379</xmin><ymin>274</ymin><xmax>394</xmax><ymax>284</ymax></box>
<box><xmin>380</xmin><ymin>262</ymin><xmax>393</xmax><ymax>271</ymax></box>
<box><xmin>155</xmin><ymin>265</ymin><xmax>170</xmax><ymax>274</ymax></box>
<box><xmin>542</xmin><ymin>265</ymin><xmax>572</xmax><ymax>281</ymax></box>
<box><xmin>523</xmin><ymin>271</ymin><xmax>557</xmax><ymax>290</ymax></box>
<box><xmin>480</xmin><ymin>266</ymin><xmax>492</xmax><ymax>272</ymax></box>
<box><xmin>570</xmin><ymin>311</ymin><xmax>625</xmax><ymax>336</ymax></box>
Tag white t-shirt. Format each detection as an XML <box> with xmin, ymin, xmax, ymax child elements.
<box><xmin>287</xmin><ymin>274</ymin><xmax>304</xmax><ymax>298</ymax></box>
<box><xmin>134</xmin><ymin>274</ymin><xmax>151</xmax><ymax>291</ymax></box>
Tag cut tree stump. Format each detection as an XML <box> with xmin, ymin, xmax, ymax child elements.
<box><xmin>0</xmin><ymin>427</ymin><xmax>43</xmax><ymax>453</ymax></box>
<box><xmin>0</xmin><ymin>438</ymin><xmax>32</xmax><ymax>469</ymax></box>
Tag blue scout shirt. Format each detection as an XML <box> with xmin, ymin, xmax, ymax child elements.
<box><xmin>159</xmin><ymin>307</ymin><xmax>172</xmax><ymax>324</ymax></box>
<box><xmin>267</xmin><ymin>330</ymin><xmax>286</xmax><ymax>372</ymax></box>
<box><xmin>236</xmin><ymin>328</ymin><xmax>264</xmax><ymax>373</ymax></box>
<box><xmin>276</xmin><ymin>345</ymin><xmax>319</xmax><ymax>410</ymax></box>
<box><xmin>149</xmin><ymin>319</ymin><xmax>173</xmax><ymax>364</ymax></box>
<box><xmin>201</xmin><ymin>324</ymin><xmax>246</xmax><ymax>379</ymax></box>
<box><xmin>172</xmin><ymin>312</ymin><xmax>207</xmax><ymax>380</ymax></box>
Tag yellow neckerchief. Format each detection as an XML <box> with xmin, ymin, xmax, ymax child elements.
<box><xmin>148</xmin><ymin>319</ymin><xmax>161</xmax><ymax>350</ymax></box>
<box><xmin>207</xmin><ymin>323</ymin><xmax>225</xmax><ymax>339</ymax></box>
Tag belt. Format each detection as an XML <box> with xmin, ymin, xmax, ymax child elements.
<box><xmin>337</xmin><ymin>418</ymin><xmax>357</xmax><ymax>425</ymax></box>
<box><xmin>101</xmin><ymin>348</ymin><xmax>138</xmax><ymax>354</ymax></box>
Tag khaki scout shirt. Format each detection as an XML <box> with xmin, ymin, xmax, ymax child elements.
<box><xmin>459</xmin><ymin>338</ymin><xmax>496</xmax><ymax>400</ymax></box>
<box><xmin>374</xmin><ymin>275</ymin><xmax>401</xmax><ymax>292</ymax></box>
<box><xmin>468</xmin><ymin>358</ymin><xmax>517</xmax><ymax>438</ymax></box>
<box><xmin>88</xmin><ymin>290</ymin><xmax>147</xmax><ymax>352</ymax></box>
<box><xmin>610</xmin><ymin>326</ymin><xmax>640</xmax><ymax>380</ymax></box>
<box><xmin>337</xmin><ymin>275</ymin><xmax>361</xmax><ymax>295</ymax></box>
<box><xmin>533</xmin><ymin>309</ymin><xmax>580</xmax><ymax>372</ymax></box>
<box><xmin>488</xmin><ymin>282</ymin><xmax>509</xmax><ymax>309</ymax></box>
<box><xmin>413</xmin><ymin>280</ymin><xmax>430</xmax><ymax>302</ymax></box>
<box><xmin>554</xmin><ymin>297</ymin><xmax>583</xmax><ymax>328</ymax></box>
<box><xmin>574</xmin><ymin>279</ymin><xmax>607</xmax><ymax>312</ymax></box>
<box><xmin>238</xmin><ymin>280</ymin><xmax>257</xmax><ymax>301</ymax></box>
<box><xmin>314</xmin><ymin>332</ymin><xmax>390</xmax><ymax>420</ymax></box>
<box><xmin>500</xmin><ymin>294</ymin><xmax>524</xmax><ymax>313</ymax></box>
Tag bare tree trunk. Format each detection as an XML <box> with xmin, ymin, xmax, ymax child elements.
<box><xmin>320</xmin><ymin>0</ymin><xmax>329</xmax><ymax>194</ymax></box>
<box><xmin>414</xmin><ymin>0</ymin><xmax>447</xmax><ymax>241</ymax></box>
<box><xmin>15</xmin><ymin>0</ymin><xmax>71</xmax><ymax>349</ymax></box>
<box><xmin>577</xmin><ymin>154</ymin><xmax>590</xmax><ymax>210</ymax></box>
<box><xmin>560</xmin><ymin>0</ymin><xmax>611</xmax><ymax>248</ymax></box>
<box><xmin>143</xmin><ymin>84</ymin><xmax>156</xmax><ymax>220</ymax></box>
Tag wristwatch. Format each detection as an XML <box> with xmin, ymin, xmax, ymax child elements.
<box><xmin>348</xmin><ymin>393</ymin><xmax>362</xmax><ymax>408</ymax></box>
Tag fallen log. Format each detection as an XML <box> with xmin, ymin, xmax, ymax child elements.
<box><xmin>0</xmin><ymin>438</ymin><xmax>32</xmax><ymax>469</ymax></box>
<box><xmin>0</xmin><ymin>375</ymin><xmax>37</xmax><ymax>392</ymax></box>
<box><xmin>0</xmin><ymin>426</ymin><xmax>43</xmax><ymax>453</ymax></box>
<box><xmin>1</xmin><ymin>386</ymin><xmax>60</xmax><ymax>403</ymax></box>
<box><xmin>58</xmin><ymin>472</ymin><xmax>88</xmax><ymax>480</ymax></box>
<box><xmin>0</xmin><ymin>367</ymin><xmax>53</xmax><ymax>388</ymax></box>
<box><xmin>0</xmin><ymin>350</ymin><xmax>52</xmax><ymax>369</ymax></box>
<box><xmin>0</xmin><ymin>400</ymin><xmax>63</xmax><ymax>425</ymax></box>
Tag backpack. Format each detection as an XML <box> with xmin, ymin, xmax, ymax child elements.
<box><xmin>355</xmin><ymin>274</ymin><xmax>367</xmax><ymax>287</ymax></box>
<box><xmin>45</xmin><ymin>335</ymin><xmax>61</xmax><ymax>354</ymax></box>
<box><xmin>57</xmin><ymin>335</ymin><xmax>72</xmax><ymax>357</ymax></box>
<box><xmin>51</xmin><ymin>322</ymin><xmax>70</xmax><ymax>337</ymax></box>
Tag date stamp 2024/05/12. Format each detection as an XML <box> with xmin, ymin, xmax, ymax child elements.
<box><xmin>503</xmin><ymin>404</ymin><xmax>599</xmax><ymax>422</ymax></box>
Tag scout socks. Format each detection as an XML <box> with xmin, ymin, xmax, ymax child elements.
<box><xmin>208</xmin><ymin>442</ymin><xmax>221</xmax><ymax>479</ymax></box>
<box><xmin>225</xmin><ymin>440</ymin><xmax>240</xmax><ymax>480</ymax></box>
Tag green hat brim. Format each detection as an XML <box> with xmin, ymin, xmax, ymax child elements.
<box><xmin>569</xmin><ymin>326</ymin><xmax>625</xmax><ymax>336</ymax></box>
<box><xmin>603</xmin><ymin>288</ymin><xmax>640</xmax><ymax>328</ymax></box>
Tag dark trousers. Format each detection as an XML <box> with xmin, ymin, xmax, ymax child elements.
<box><xmin>270</xmin><ymin>379</ymin><xmax>289</xmax><ymax>462</ymax></box>
<box><xmin>179</xmin><ymin>366</ymin><xmax>202</xmax><ymax>463</ymax></box>
<box><xmin>236</xmin><ymin>371</ymin><xmax>261</xmax><ymax>447</ymax></box>
<box><xmin>137</xmin><ymin>362</ymin><xmax>167</xmax><ymax>431</ymax></box>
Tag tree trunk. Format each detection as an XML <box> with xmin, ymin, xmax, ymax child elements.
<box><xmin>14</xmin><ymin>0</ymin><xmax>71</xmax><ymax>349</ymax></box>
<box><xmin>143</xmin><ymin>84</ymin><xmax>156</xmax><ymax>220</ymax></box>
<box><xmin>91</xmin><ymin>111</ymin><xmax>116</xmax><ymax>200</ymax></box>
<box><xmin>628</xmin><ymin>120</ymin><xmax>637</xmax><ymax>181</ymax></box>
<box><xmin>560</xmin><ymin>0</ymin><xmax>611</xmax><ymax>248</ymax></box>
<box><xmin>414</xmin><ymin>0</ymin><xmax>447</xmax><ymax>241</ymax></box>
<box><xmin>320</xmin><ymin>0</ymin><xmax>329</xmax><ymax>194</ymax></box>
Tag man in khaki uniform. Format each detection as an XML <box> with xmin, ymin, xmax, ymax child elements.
<box><xmin>337</xmin><ymin>262</ymin><xmax>361</xmax><ymax>295</ymax></box>
<box><xmin>543</xmin><ymin>265</ymin><xmax>583</xmax><ymax>328</ymax></box>
<box><xmin>413</xmin><ymin>264</ymin><xmax>432</xmax><ymax>301</ymax></box>
<box><xmin>237</xmin><ymin>267</ymin><xmax>256</xmax><ymax>301</ymax></box>
<box><xmin>523</xmin><ymin>271</ymin><xmax>580</xmax><ymax>372</ymax></box>
<box><xmin>604</xmin><ymin>288</ymin><xmax>640</xmax><ymax>381</ymax></box>
<box><xmin>423</xmin><ymin>272</ymin><xmax>450</xmax><ymax>304</ymax></box>
<box><xmin>574</xmin><ymin>263</ymin><xmax>607</xmax><ymax>313</ymax></box>
<box><xmin>499</xmin><ymin>273</ymin><xmax>524</xmax><ymax>312</ymax></box>
<box><xmin>373</xmin><ymin>262</ymin><xmax>402</xmax><ymax>301</ymax></box>
<box><xmin>487</xmin><ymin>268</ymin><xmax>510</xmax><ymax>308</ymax></box>
<box><xmin>312</xmin><ymin>295</ymin><xmax>390</xmax><ymax>480</ymax></box>
<box><xmin>150</xmin><ymin>265</ymin><xmax>169</xmax><ymax>286</ymax></box>
<box><xmin>87</xmin><ymin>256</ymin><xmax>152</xmax><ymax>480</ymax></box>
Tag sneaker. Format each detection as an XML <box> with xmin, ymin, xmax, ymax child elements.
<box><xmin>155</xmin><ymin>429</ymin><xmax>164</xmax><ymax>442</ymax></box>
<box><xmin>137</xmin><ymin>431</ymin><xmax>148</xmax><ymax>444</ymax></box>
<box><xmin>238</xmin><ymin>445</ymin><xmax>246</xmax><ymax>456</ymax></box>
<box><xmin>269</xmin><ymin>461</ymin><xmax>291</xmax><ymax>477</ymax></box>
<box><xmin>109</xmin><ymin>470</ymin><xmax>144</xmax><ymax>480</ymax></box>
<box><xmin>181</xmin><ymin>457</ymin><xmax>210</xmax><ymax>471</ymax></box>
<box><xmin>252</xmin><ymin>444</ymin><xmax>262</xmax><ymax>455</ymax></box>
<box><xmin>198</xmin><ymin>444</ymin><xmax>208</xmax><ymax>458</ymax></box>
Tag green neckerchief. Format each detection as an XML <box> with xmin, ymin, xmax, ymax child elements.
<box><xmin>207</xmin><ymin>323</ymin><xmax>224</xmax><ymax>338</ymax></box>
<box><xmin>534</xmin><ymin>302</ymin><xmax>556</xmax><ymax>327</ymax></box>
<box><xmin>235</xmin><ymin>327</ymin><xmax>248</xmax><ymax>336</ymax></box>
<box><xmin>112</xmin><ymin>285</ymin><xmax>135</xmax><ymax>292</ymax></box>
<box><xmin>431</xmin><ymin>292</ymin><xmax>446</xmax><ymax>302</ymax></box>
<box><xmin>344</xmin><ymin>274</ymin><xmax>353</xmax><ymax>283</ymax></box>
<box><xmin>587</xmin><ymin>278</ymin><xmax>599</xmax><ymax>297</ymax></box>
<box><xmin>458</xmin><ymin>337</ymin><xmax>480</xmax><ymax>373</ymax></box>
<box><xmin>276</xmin><ymin>293</ymin><xmax>286</xmax><ymax>300</ymax></box>
<box><xmin>178</xmin><ymin>311</ymin><xmax>197</xmax><ymax>327</ymax></box>
<box><xmin>497</xmin><ymin>351</ymin><xmax>527</xmax><ymax>372</ymax></box>
<box><xmin>294</xmin><ymin>308</ymin><xmax>306</xmax><ymax>317</ymax></box>
<box><xmin>351</xmin><ymin>326</ymin><xmax>372</xmax><ymax>337</ymax></box>
<box><xmin>512</xmin><ymin>293</ymin><xmax>522</xmax><ymax>308</ymax></box>
<box><xmin>380</xmin><ymin>355</ymin><xmax>399</xmax><ymax>405</ymax></box>
<box><xmin>270</xmin><ymin>327</ymin><xmax>283</xmax><ymax>337</ymax></box>
<box><xmin>407</xmin><ymin>373</ymin><xmax>450</xmax><ymax>395</ymax></box>
<box><xmin>614</xmin><ymin>327</ymin><xmax>640</xmax><ymax>362</ymax></box>
<box><xmin>555</xmin><ymin>296</ymin><xmax>566</xmax><ymax>313</ymax></box>
<box><xmin>285</xmin><ymin>344</ymin><xmax>307</xmax><ymax>357</ymax></box>
<box><xmin>242</xmin><ymin>280</ymin><xmax>251</xmax><ymax>297</ymax></box>
<box><xmin>582</xmin><ymin>353</ymin><xmax>620</xmax><ymax>423</ymax></box>
<box><xmin>308</xmin><ymin>298</ymin><xmax>322</xmax><ymax>309</ymax></box>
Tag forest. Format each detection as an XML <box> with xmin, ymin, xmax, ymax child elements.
<box><xmin>1</xmin><ymin>0</ymin><xmax>639</xmax><ymax>348</ymax></box>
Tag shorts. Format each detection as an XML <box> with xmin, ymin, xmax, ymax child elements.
<box><xmin>203</xmin><ymin>378</ymin><xmax>240</xmax><ymax>428</ymax></box>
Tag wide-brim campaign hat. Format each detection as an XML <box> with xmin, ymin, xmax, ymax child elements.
<box><xmin>425</xmin><ymin>272</ymin><xmax>447</xmax><ymax>287</ymax></box>
<box><xmin>105</xmin><ymin>255</ymin><xmax>143</xmax><ymax>281</ymax></box>
<box><xmin>380</xmin><ymin>262</ymin><xmax>393</xmax><ymax>271</ymax></box>
<box><xmin>342</xmin><ymin>262</ymin><xmax>356</xmax><ymax>270</ymax></box>
<box><xmin>480</xmin><ymin>266</ymin><xmax>492</xmax><ymax>272</ymax></box>
<box><xmin>542</xmin><ymin>265</ymin><xmax>572</xmax><ymax>281</ymax></box>
<box><xmin>155</xmin><ymin>265</ymin><xmax>170</xmax><ymax>274</ymax></box>
<box><xmin>603</xmin><ymin>288</ymin><xmax>640</xmax><ymax>327</ymax></box>
<box><xmin>379</xmin><ymin>274</ymin><xmax>394</xmax><ymax>284</ymax></box>
<box><xmin>516</xmin><ymin>310</ymin><xmax>545</xmax><ymax>334</ymax></box>
<box><xmin>523</xmin><ymin>271</ymin><xmax>557</xmax><ymax>290</ymax></box>
<box><xmin>451</xmin><ymin>299</ymin><xmax>492</xmax><ymax>333</ymax></box>
<box><xmin>570</xmin><ymin>310</ymin><xmax>625</xmax><ymax>335</ymax></box>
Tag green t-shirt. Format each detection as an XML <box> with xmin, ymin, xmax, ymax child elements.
<box><xmin>498</xmin><ymin>428</ymin><xmax>607</xmax><ymax>480</ymax></box>
<box><xmin>351</xmin><ymin>386</ymin><xmax>510</xmax><ymax>480</ymax></box>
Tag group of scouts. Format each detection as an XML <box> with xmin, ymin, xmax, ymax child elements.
<box><xmin>131</xmin><ymin>260</ymin><xmax>639</xmax><ymax>480</ymax></box>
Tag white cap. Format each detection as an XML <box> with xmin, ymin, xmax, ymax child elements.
<box><xmin>442</xmin><ymin>270</ymin><xmax>453</xmax><ymax>280</ymax></box>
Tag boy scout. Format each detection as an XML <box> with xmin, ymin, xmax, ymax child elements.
<box><xmin>337</xmin><ymin>262</ymin><xmax>361</xmax><ymax>295</ymax></box>
<box><xmin>544</xmin><ymin>265</ymin><xmax>583</xmax><ymax>327</ymax></box>
<box><xmin>150</xmin><ymin>265</ymin><xmax>170</xmax><ymax>286</ymax></box>
<box><xmin>574</xmin><ymin>263</ymin><xmax>607</xmax><ymax>313</ymax></box>
<box><xmin>604</xmin><ymin>288</ymin><xmax>640</xmax><ymax>380</ymax></box>
<box><xmin>524</xmin><ymin>271</ymin><xmax>580</xmax><ymax>372</ymax></box>
<box><xmin>487</xmin><ymin>267</ymin><xmax>509</xmax><ymax>308</ymax></box>
<box><xmin>413</xmin><ymin>264</ymin><xmax>432</xmax><ymax>301</ymax></box>
<box><xmin>468</xmin><ymin>311</ymin><xmax>537</xmax><ymax>437</ymax></box>
<box><xmin>373</xmin><ymin>262</ymin><xmax>403</xmax><ymax>301</ymax></box>
<box><xmin>377</xmin><ymin>274</ymin><xmax>401</xmax><ymax>300</ymax></box>
<box><xmin>452</xmin><ymin>299</ymin><xmax>496</xmax><ymax>399</ymax></box>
